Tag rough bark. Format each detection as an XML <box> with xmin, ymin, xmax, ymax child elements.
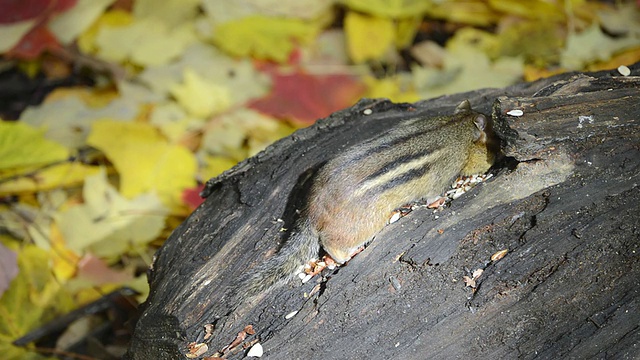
<box><xmin>126</xmin><ymin>63</ymin><xmax>640</xmax><ymax>360</ymax></box>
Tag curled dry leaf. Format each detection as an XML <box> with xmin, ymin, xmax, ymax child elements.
<box><xmin>308</xmin><ymin>283</ymin><xmax>321</xmax><ymax>297</ymax></box>
<box><xmin>244</xmin><ymin>325</ymin><xmax>255</xmax><ymax>336</ymax></box>
<box><xmin>221</xmin><ymin>330</ymin><xmax>247</xmax><ymax>353</ymax></box>
<box><xmin>491</xmin><ymin>249</ymin><xmax>508</xmax><ymax>262</ymax></box>
<box><xmin>463</xmin><ymin>275</ymin><xmax>476</xmax><ymax>288</ymax></box>
<box><xmin>186</xmin><ymin>342</ymin><xmax>208</xmax><ymax>358</ymax></box>
<box><xmin>427</xmin><ymin>196</ymin><xmax>446</xmax><ymax>209</ymax></box>
<box><xmin>203</xmin><ymin>323</ymin><xmax>215</xmax><ymax>340</ymax></box>
<box><xmin>472</xmin><ymin>268</ymin><xmax>484</xmax><ymax>280</ymax></box>
<box><xmin>464</xmin><ymin>268</ymin><xmax>484</xmax><ymax>289</ymax></box>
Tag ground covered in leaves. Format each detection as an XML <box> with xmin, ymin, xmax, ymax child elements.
<box><xmin>0</xmin><ymin>1</ymin><xmax>639</xmax><ymax>359</ymax></box>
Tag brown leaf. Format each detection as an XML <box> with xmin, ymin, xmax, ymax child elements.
<box><xmin>491</xmin><ymin>249</ymin><xmax>508</xmax><ymax>262</ymax></box>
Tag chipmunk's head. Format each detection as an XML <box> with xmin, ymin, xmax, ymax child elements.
<box><xmin>455</xmin><ymin>100</ymin><xmax>500</xmax><ymax>176</ymax></box>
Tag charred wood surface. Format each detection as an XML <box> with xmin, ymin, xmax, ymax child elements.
<box><xmin>126</xmin><ymin>64</ymin><xmax>640</xmax><ymax>359</ymax></box>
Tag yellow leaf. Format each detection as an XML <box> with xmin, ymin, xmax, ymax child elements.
<box><xmin>200</xmin><ymin>109</ymin><xmax>294</xmax><ymax>162</ymax></box>
<box><xmin>561</xmin><ymin>24</ymin><xmax>640</xmax><ymax>70</ymax></box>
<box><xmin>129</xmin><ymin>21</ymin><xmax>197</xmax><ymax>66</ymax></box>
<box><xmin>0</xmin><ymin>121</ymin><xmax>69</xmax><ymax>171</ymax></box>
<box><xmin>363</xmin><ymin>75</ymin><xmax>420</xmax><ymax>103</ymax></box>
<box><xmin>0</xmin><ymin>244</ymin><xmax>74</xmax><ymax>358</ymax></box>
<box><xmin>48</xmin><ymin>0</ymin><xmax>116</xmax><ymax>45</ymax></box>
<box><xmin>426</xmin><ymin>1</ymin><xmax>498</xmax><ymax>27</ymax></box>
<box><xmin>50</xmin><ymin>223</ymin><xmax>80</xmax><ymax>281</ymax></box>
<box><xmin>489</xmin><ymin>0</ymin><xmax>565</xmax><ymax>21</ymax></box>
<box><xmin>395</xmin><ymin>17</ymin><xmax>420</xmax><ymax>48</ymax></box>
<box><xmin>86</xmin><ymin>120</ymin><xmax>197</xmax><ymax>210</ymax></box>
<box><xmin>201</xmin><ymin>0</ymin><xmax>334</xmax><ymax>22</ymax></box>
<box><xmin>201</xmin><ymin>156</ymin><xmax>237</xmax><ymax>181</ymax></box>
<box><xmin>493</xmin><ymin>20</ymin><xmax>564</xmax><ymax>67</ymax></box>
<box><xmin>89</xmin><ymin>13</ymin><xmax>197</xmax><ymax>66</ymax></box>
<box><xmin>340</xmin><ymin>0</ymin><xmax>431</xmax><ymax>18</ymax></box>
<box><xmin>412</xmin><ymin>29</ymin><xmax>524</xmax><ymax>99</ymax></box>
<box><xmin>213</xmin><ymin>16</ymin><xmax>320</xmax><ymax>62</ymax></box>
<box><xmin>0</xmin><ymin>163</ymin><xmax>101</xmax><ymax>197</ymax></box>
<box><xmin>55</xmin><ymin>169</ymin><xmax>168</xmax><ymax>257</ymax></box>
<box><xmin>78</xmin><ymin>9</ymin><xmax>133</xmax><ymax>54</ymax></box>
<box><xmin>138</xmin><ymin>43</ymin><xmax>270</xmax><ymax>106</ymax></box>
<box><xmin>344</xmin><ymin>12</ymin><xmax>395</xmax><ymax>63</ymax></box>
<box><xmin>133</xmin><ymin>0</ymin><xmax>201</xmax><ymax>28</ymax></box>
<box><xmin>19</xmin><ymin>87</ymin><xmax>134</xmax><ymax>149</ymax></box>
<box><xmin>0</xmin><ymin>19</ymin><xmax>36</xmax><ymax>53</ymax></box>
<box><xmin>170</xmin><ymin>68</ymin><xmax>231</xmax><ymax>118</ymax></box>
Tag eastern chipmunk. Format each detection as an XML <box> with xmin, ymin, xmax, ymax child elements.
<box><xmin>239</xmin><ymin>100</ymin><xmax>499</xmax><ymax>297</ymax></box>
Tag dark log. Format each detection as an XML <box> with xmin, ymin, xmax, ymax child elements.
<box><xmin>126</xmin><ymin>63</ymin><xmax>640</xmax><ymax>359</ymax></box>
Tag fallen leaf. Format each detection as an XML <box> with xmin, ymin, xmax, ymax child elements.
<box><xmin>344</xmin><ymin>11</ymin><xmax>395</xmax><ymax>63</ymax></box>
<box><xmin>138</xmin><ymin>43</ymin><xmax>270</xmax><ymax>108</ymax></box>
<box><xmin>5</xmin><ymin>24</ymin><xmax>61</xmax><ymax>59</ymax></box>
<box><xmin>133</xmin><ymin>0</ymin><xmax>200</xmax><ymax>28</ymax></box>
<box><xmin>19</xmin><ymin>88</ymin><xmax>137</xmax><ymax>149</ymax></box>
<box><xmin>491</xmin><ymin>249</ymin><xmax>508</xmax><ymax>262</ymax></box>
<box><xmin>412</xmin><ymin>28</ymin><xmax>524</xmax><ymax>99</ymax></box>
<box><xmin>200</xmin><ymin>109</ymin><xmax>294</xmax><ymax>162</ymax></box>
<box><xmin>488</xmin><ymin>0</ymin><xmax>564</xmax><ymax>21</ymax></box>
<box><xmin>0</xmin><ymin>162</ymin><xmax>101</xmax><ymax>197</ymax></box>
<box><xmin>200</xmin><ymin>156</ymin><xmax>238</xmax><ymax>181</ymax></box>
<box><xmin>48</xmin><ymin>0</ymin><xmax>115</xmax><ymax>45</ymax></box>
<box><xmin>170</xmin><ymin>68</ymin><xmax>232</xmax><ymax>118</ymax></box>
<box><xmin>561</xmin><ymin>24</ymin><xmax>639</xmax><ymax>70</ymax></box>
<box><xmin>0</xmin><ymin>121</ymin><xmax>69</xmax><ymax>170</ymax></box>
<box><xmin>425</xmin><ymin>1</ymin><xmax>497</xmax><ymax>26</ymax></box>
<box><xmin>363</xmin><ymin>75</ymin><xmax>420</xmax><ymax>104</ymax></box>
<box><xmin>54</xmin><ymin>169</ymin><xmax>168</xmax><ymax>257</ymax></box>
<box><xmin>92</xmin><ymin>14</ymin><xmax>197</xmax><ymax>66</ymax></box>
<box><xmin>462</xmin><ymin>275</ymin><xmax>476</xmax><ymax>288</ymax></box>
<box><xmin>0</xmin><ymin>244</ymin><xmax>75</xmax><ymax>357</ymax></box>
<box><xmin>77</xmin><ymin>254</ymin><xmax>133</xmax><ymax>285</ymax></box>
<box><xmin>0</xmin><ymin>19</ymin><xmax>36</xmax><ymax>53</ymax></box>
<box><xmin>212</xmin><ymin>15</ymin><xmax>321</xmax><ymax>63</ymax></box>
<box><xmin>0</xmin><ymin>0</ymin><xmax>76</xmax><ymax>56</ymax></box>
<box><xmin>86</xmin><ymin>120</ymin><xmax>197</xmax><ymax>210</ymax></box>
<box><xmin>202</xmin><ymin>0</ymin><xmax>334</xmax><ymax>22</ymax></box>
<box><xmin>182</xmin><ymin>184</ymin><xmax>206</xmax><ymax>211</ymax></box>
<box><xmin>340</xmin><ymin>0</ymin><xmax>431</xmax><ymax>18</ymax></box>
<box><xmin>248</xmin><ymin>69</ymin><xmax>365</xmax><ymax>125</ymax></box>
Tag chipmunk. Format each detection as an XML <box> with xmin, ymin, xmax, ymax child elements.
<box><xmin>238</xmin><ymin>100</ymin><xmax>499</xmax><ymax>298</ymax></box>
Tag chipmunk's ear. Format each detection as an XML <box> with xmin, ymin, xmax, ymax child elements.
<box><xmin>454</xmin><ymin>99</ymin><xmax>472</xmax><ymax>114</ymax></box>
<box><xmin>473</xmin><ymin>114</ymin><xmax>487</xmax><ymax>131</ymax></box>
<box><xmin>472</xmin><ymin>114</ymin><xmax>488</xmax><ymax>142</ymax></box>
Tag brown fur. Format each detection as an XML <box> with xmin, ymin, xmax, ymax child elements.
<box><xmin>238</xmin><ymin>100</ymin><xmax>499</xmax><ymax>298</ymax></box>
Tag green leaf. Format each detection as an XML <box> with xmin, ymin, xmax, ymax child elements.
<box><xmin>0</xmin><ymin>121</ymin><xmax>69</xmax><ymax>171</ymax></box>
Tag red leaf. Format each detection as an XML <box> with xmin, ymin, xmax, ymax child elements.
<box><xmin>0</xmin><ymin>0</ymin><xmax>76</xmax><ymax>24</ymax></box>
<box><xmin>77</xmin><ymin>254</ymin><xmax>133</xmax><ymax>285</ymax></box>
<box><xmin>182</xmin><ymin>184</ymin><xmax>206</xmax><ymax>211</ymax></box>
<box><xmin>248</xmin><ymin>69</ymin><xmax>366</xmax><ymax>125</ymax></box>
<box><xmin>2</xmin><ymin>0</ymin><xmax>77</xmax><ymax>59</ymax></box>
<box><xmin>7</xmin><ymin>24</ymin><xmax>61</xmax><ymax>59</ymax></box>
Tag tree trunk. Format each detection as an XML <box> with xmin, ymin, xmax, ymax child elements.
<box><xmin>126</xmin><ymin>63</ymin><xmax>640</xmax><ymax>360</ymax></box>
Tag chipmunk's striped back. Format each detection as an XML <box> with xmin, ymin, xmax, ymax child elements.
<box><xmin>239</xmin><ymin>100</ymin><xmax>499</xmax><ymax>299</ymax></box>
<box><xmin>307</xmin><ymin>100</ymin><xmax>497</xmax><ymax>263</ymax></box>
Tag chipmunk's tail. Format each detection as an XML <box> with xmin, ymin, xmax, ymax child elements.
<box><xmin>235</xmin><ymin>218</ymin><xmax>320</xmax><ymax>299</ymax></box>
